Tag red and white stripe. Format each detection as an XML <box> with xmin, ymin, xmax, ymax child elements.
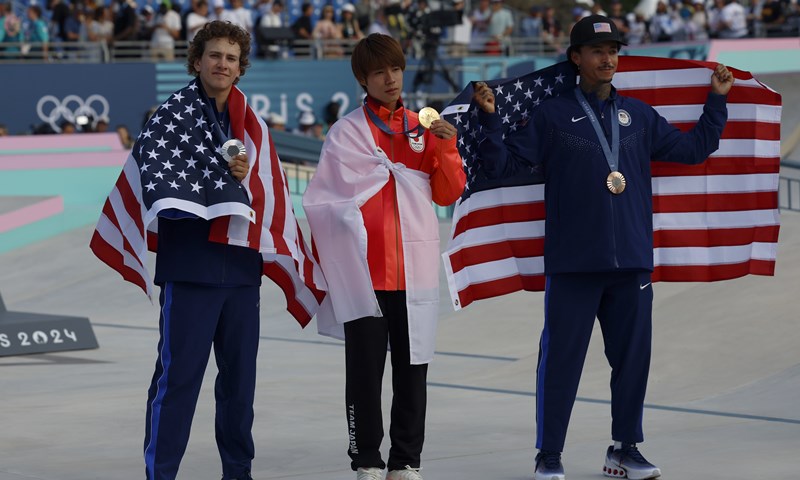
<box><xmin>91</xmin><ymin>152</ymin><xmax>152</xmax><ymax>297</ymax></box>
<box><xmin>443</xmin><ymin>57</ymin><xmax>781</xmax><ymax>310</ymax></box>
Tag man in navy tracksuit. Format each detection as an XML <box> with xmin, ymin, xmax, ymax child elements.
<box><xmin>143</xmin><ymin>22</ymin><xmax>258</xmax><ymax>480</ymax></box>
<box><xmin>473</xmin><ymin>15</ymin><xmax>735</xmax><ymax>480</ymax></box>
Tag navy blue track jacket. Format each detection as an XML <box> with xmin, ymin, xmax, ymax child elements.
<box><xmin>478</xmin><ymin>85</ymin><xmax>727</xmax><ymax>274</ymax></box>
<box><xmin>154</xmin><ymin>217</ymin><xmax>262</xmax><ymax>286</ymax></box>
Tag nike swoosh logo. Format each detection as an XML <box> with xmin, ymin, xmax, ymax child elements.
<box><xmin>571</xmin><ymin>116</ymin><xmax>587</xmax><ymax>122</ymax></box>
<box><xmin>640</xmin><ymin>282</ymin><xmax>651</xmax><ymax>290</ymax></box>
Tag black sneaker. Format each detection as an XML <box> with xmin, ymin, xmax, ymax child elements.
<box><xmin>603</xmin><ymin>444</ymin><xmax>661</xmax><ymax>479</ymax></box>
<box><xmin>534</xmin><ymin>450</ymin><xmax>565</xmax><ymax>480</ymax></box>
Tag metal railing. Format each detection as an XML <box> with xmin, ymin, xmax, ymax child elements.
<box><xmin>780</xmin><ymin>176</ymin><xmax>800</xmax><ymax>211</ymax></box>
<box><xmin>281</xmin><ymin>161</ymin><xmax>316</xmax><ymax>196</ymax></box>
<box><xmin>0</xmin><ymin>40</ymin><xmax>190</xmax><ymax>64</ymax></box>
<box><xmin>0</xmin><ymin>36</ymin><xmax>571</xmax><ymax>64</ymax></box>
<box><xmin>779</xmin><ymin>159</ymin><xmax>800</xmax><ymax>213</ymax></box>
<box><xmin>0</xmin><ymin>41</ymin><xmax>106</xmax><ymax>63</ymax></box>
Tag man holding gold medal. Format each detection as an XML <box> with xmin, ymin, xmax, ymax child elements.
<box><xmin>303</xmin><ymin>33</ymin><xmax>465</xmax><ymax>480</ymax></box>
<box><xmin>472</xmin><ymin>15</ymin><xmax>734</xmax><ymax>480</ymax></box>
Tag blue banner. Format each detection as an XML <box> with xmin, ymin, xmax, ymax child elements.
<box><xmin>2</xmin><ymin>63</ymin><xmax>157</xmax><ymax>136</ymax></box>
<box><xmin>157</xmin><ymin>60</ymin><xmax>359</xmax><ymax>132</ymax></box>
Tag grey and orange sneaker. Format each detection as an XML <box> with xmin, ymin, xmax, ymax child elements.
<box><xmin>534</xmin><ymin>450</ymin><xmax>565</xmax><ymax>480</ymax></box>
<box><xmin>603</xmin><ymin>444</ymin><xmax>661</xmax><ymax>479</ymax></box>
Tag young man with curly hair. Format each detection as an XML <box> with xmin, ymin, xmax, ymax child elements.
<box><xmin>142</xmin><ymin>21</ymin><xmax>256</xmax><ymax>480</ymax></box>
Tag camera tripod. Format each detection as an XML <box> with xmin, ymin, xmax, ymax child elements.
<box><xmin>412</xmin><ymin>38</ymin><xmax>460</xmax><ymax>93</ymax></box>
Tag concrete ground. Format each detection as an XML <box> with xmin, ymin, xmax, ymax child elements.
<box><xmin>1</xmin><ymin>212</ymin><xmax>799</xmax><ymax>480</ymax></box>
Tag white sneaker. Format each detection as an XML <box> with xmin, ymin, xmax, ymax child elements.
<box><xmin>386</xmin><ymin>465</ymin><xmax>423</xmax><ymax>480</ymax></box>
<box><xmin>356</xmin><ymin>467</ymin><xmax>384</xmax><ymax>480</ymax></box>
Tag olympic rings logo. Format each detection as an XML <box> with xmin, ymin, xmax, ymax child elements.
<box><xmin>36</xmin><ymin>94</ymin><xmax>110</xmax><ymax>131</ymax></box>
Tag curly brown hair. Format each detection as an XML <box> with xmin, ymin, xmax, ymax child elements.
<box><xmin>186</xmin><ymin>20</ymin><xmax>251</xmax><ymax>84</ymax></box>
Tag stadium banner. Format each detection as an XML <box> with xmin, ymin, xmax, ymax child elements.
<box><xmin>3</xmin><ymin>59</ymin><xmax>464</xmax><ymax>137</ymax></box>
<box><xmin>2</xmin><ymin>63</ymin><xmax>157</xmax><ymax>137</ymax></box>
<box><xmin>156</xmin><ymin>60</ymin><xmax>360</xmax><ymax>134</ymax></box>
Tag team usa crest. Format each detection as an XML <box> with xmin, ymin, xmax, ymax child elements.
<box><xmin>618</xmin><ymin>109</ymin><xmax>631</xmax><ymax>126</ymax></box>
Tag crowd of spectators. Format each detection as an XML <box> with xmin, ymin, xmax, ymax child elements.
<box><xmin>356</xmin><ymin>0</ymin><xmax>797</xmax><ymax>58</ymax></box>
<box><xmin>0</xmin><ymin>0</ymin><xmax>369</xmax><ymax>59</ymax></box>
<box><xmin>605</xmin><ymin>0</ymin><xmax>753</xmax><ymax>43</ymax></box>
<box><xmin>499</xmin><ymin>0</ymin><xmax>797</xmax><ymax>49</ymax></box>
<box><xmin>1</xmin><ymin>0</ymin><xmax>797</xmax><ymax>63</ymax></box>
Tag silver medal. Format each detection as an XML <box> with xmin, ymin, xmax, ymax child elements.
<box><xmin>219</xmin><ymin>139</ymin><xmax>245</xmax><ymax>163</ymax></box>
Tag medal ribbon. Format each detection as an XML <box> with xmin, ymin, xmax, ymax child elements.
<box><xmin>575</xmin><ymin>88</ymin><xmax>619</xmax><ymax>173</ymax></box>
<box><xmin>195</xmin><ymin>79</ymin><xmax>231</xmax><ymax>142</ymax></box>
<box><xmin>363</xmin><ymin>98</ymin><xmax>424</xmax><ymax>139</ymax></box>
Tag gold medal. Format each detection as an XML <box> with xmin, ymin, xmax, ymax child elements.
<box><xmin>606</xmin><ymin>171</ymin><xmax>626</xmax><ymax>194</ymax></box>
<box><xmin>418</xmin><ymin>107</ymin><xmax>440</xmax><ymax>129</ymax></box>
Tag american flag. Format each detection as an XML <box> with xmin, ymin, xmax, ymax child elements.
<box><xmin>90</xmin><ymin>79</ymin><xmax>325</xmax><ymax>326</ymax></box>
<box><xmin>441</xmin><ymin>56</ymin><xmax>781</xmax><ymax>310</ymax></box>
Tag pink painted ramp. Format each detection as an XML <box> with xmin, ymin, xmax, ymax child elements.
<box><xmin>0</xmin><ymin>132</ymin><xmax>123</xmax><ymax>151</ymax></box>
<box><xmin>0</xmin><ymin>196</ymin><xmax>64</xmax><ymax>233</ymax></box>
<box><xmin>0</xmin><ymin>132</ymin><xmax>128</xmax><ymax>171</ymax></box>
<box><xmin>0</xmin><ymin>150</ymin><xmax>128</xmax><ymax>171</ymax></box>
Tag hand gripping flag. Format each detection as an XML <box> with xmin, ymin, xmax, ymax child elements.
<box><xmin>90</xmin><ymin>79</ymin><xmax>326</xmax><ymax>325</ymax></box>
<box><xmin>441</xmin><ymin>56</ymin><xmax>781</xmax><ymax>310</ymax></box>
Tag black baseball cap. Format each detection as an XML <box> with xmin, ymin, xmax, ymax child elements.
<box><xmin>568</xmin><ymin>14</ymin><xmax>626</xmax><ymax>55</ymax></box>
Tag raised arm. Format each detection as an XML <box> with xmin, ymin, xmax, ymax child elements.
<box><xmin>651</xmin><ymin>64</ymin><xmax>734</xmax><ymax>164</ymax></box>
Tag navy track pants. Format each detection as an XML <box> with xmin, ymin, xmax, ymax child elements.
<box><xmin>144</xmin><ymin>281</ymin><xmax>260</xmax><ymax>480</ymax></box>
<box><xmin>535</xmin><ymin>271</ymin><xmax>653</xmax><ymax>452</ymax></box>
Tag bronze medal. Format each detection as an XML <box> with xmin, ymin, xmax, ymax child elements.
<box><xmin>606</xmin><ymin>171</ymin><xmax>626</xmax><ymax>194</ymax></box>
<box><xmin>418</xmin><ymin>107</ymin><xmax>440</xmax><ymax>129</ymax></box>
